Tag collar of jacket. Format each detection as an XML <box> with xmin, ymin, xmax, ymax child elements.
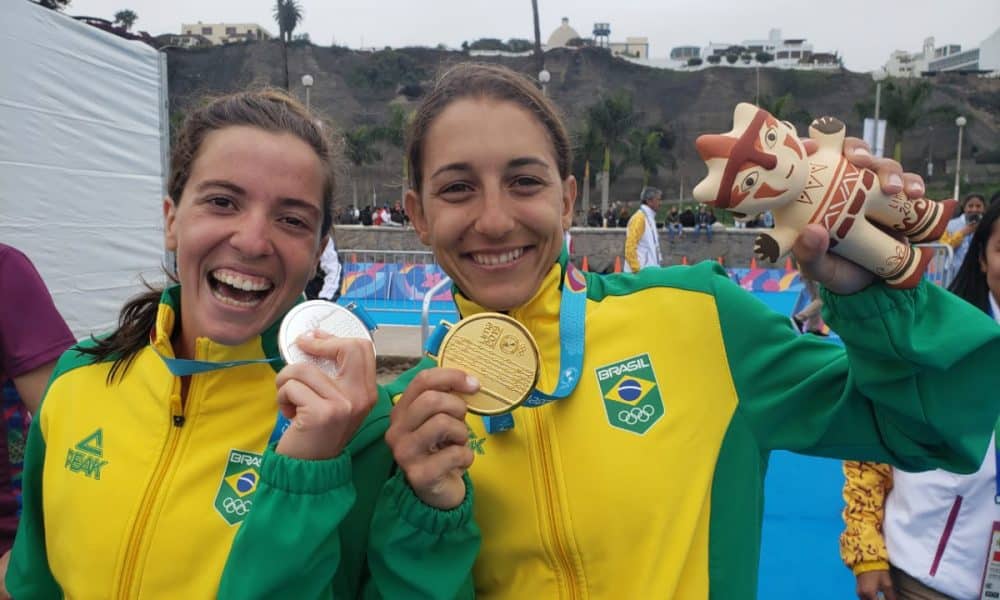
<box><xmin>149</xmin><ymin>285</ymin><xmax>295</xmax><ymax>372</ymax></box>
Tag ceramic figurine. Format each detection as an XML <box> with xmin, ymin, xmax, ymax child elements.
<box><xmin>692</xmin><ymin>103</ymin><xmax>956</xmax><ymax>288</ymax></box>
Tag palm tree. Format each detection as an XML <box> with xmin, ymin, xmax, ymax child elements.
<box><xmin>272</xmin><ymin>0</ymin><xmax>304</xmax><ymax>90</ymax></box>
<box><xmin>586</xmin><ymin>92</ymin><xmax>638</xmax><ymax>215</ymax></box>
<box><xmin>627</xmin><ymin>129</ymin><xmax>672</xmax><ymax>186</ymax></box>
<box><xmin>113</xmin><ymin>9</ymin><xmax>138</xmax><ymax>31</ymax></box>
<box><xmin>374</xmin><ymin>105</ymin><xmax>411</xmax><ymax>200</ymax></box>
<box><xmin>344</xmin><ymin>126</ymin><xmax>382</xmax><ymax>209</ymax></box>
<box><xmin>854</xmin><ymin>80</ymin><xmax>955</xmax><ymax>163</ymax></box>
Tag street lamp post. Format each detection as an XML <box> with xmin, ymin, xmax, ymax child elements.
<box><xmin>871</xmin><ymin>67</ymin><xmax>887</xmax><ymax>157</ymax></box>
<box><xmin>538</xmin><ymin>69</ymin><xmax>551</xmax><ymax>96</ymax></box>
<box><xmin>301</xmin><ymin>73</ymin><xmax>314</xmax><ymax>111</ymax></box>
<box><xmin>954</xmin><ymin>115</ymin><xmax>967</xmax><ymax>201</ymax></box>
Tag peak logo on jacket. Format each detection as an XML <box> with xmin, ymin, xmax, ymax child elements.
<box><xmin>596</xmin><ymin>354</ymin><xmax>664</xmax><ymax>435</ymax></box>
<box><xmin>214</xmin><ymin>449</ymin><xmax>262</xmax><ymax>525</ymax></box>
<box><xmin>65</xmin><ymin>429</ymin><xmax>109</xmax><ymax>480</ymax></box>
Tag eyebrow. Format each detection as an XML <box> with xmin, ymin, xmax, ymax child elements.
<box><xmin>196</xmin><ymin>180</ymin><xmax>321</xmax><ymax>216</ymax></box>
<box><xmin>429</xmin><ymin>156</ymin><xmax>551</xmax><ymax>180</ymax></box>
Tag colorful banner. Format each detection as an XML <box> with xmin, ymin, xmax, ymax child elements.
<box><xmin>341</xmin><ymin>262</ymin><xmax>804</xmax><ymax>301</ymax></box>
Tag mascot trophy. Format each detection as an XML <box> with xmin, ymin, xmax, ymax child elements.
<box><xmin>692</xmin><ymin>103</ymin><xmax>955</xmax><ymax>288</ymax></box>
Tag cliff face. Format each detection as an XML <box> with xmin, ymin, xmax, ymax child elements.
<box><xmin>166</xmin><ymin>42</ymin><xmax>1000</xmax><ymax>209</ymax></box>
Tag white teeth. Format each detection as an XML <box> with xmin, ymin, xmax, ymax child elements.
<box><xmin>212</xmin><ymin>269</ymin><xmax>273</xmax><ymax>291</ymax></box>
<box><xmin>210</xmin><ymin>287</ymin><xmax>262</xmax><ymax>307</ymax></box>
<box><xmin>471</xmin><ymin>248</ymin><xmax>524</xmax><ymax>266</ymax></box>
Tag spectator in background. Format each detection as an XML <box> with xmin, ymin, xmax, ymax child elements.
<box><xmin>679</xmin><ymin>206</ymin><xmax>696</xmax><ymax>228</ymax></box>
<box><xmin>839</xmin><ymin>198</ymin><xmax>1000</xmax><ymax>600</ymax></box>
<box><xmin>377</xmin><ymin>205</ymin><xmax>392</xmax><ymax>226</ymax></box>
<box><xmin>616</xmin><ymin>203</ymin><xmax>630</xmax><ymax>228</ymax></box>
<box><xmin>389</xmin><ymin>201</ymin><xmax>407</xmax><ymax>227</ymax></box>
<box><xmin>695</xmin><ymin>204</ymin><xmax>715</xmax><ymax>242</ymax></box>
<box><xmin>623</xmin><ymin>186</ymin><xmax>663</xmax><ymax>272</ymax></box>
<box><xmin>0</xmin><ymin>244</ymin><xmax>76</xmax><ymax>595</ymax></box>
<box><xmin>586</xmin><ymin>206</ymin><xmax>603</xmax><ymax>228</ymax></box>
<box><xmin>665</xmin><ymin>205</ymin><xmax>683</xmax><ymax>241</ymax></box>
<box><xmin>305</xmin><ymin>230</ymin><xmax>344</xmax><ymax>303</ymax></box>
<box><xmin>359</xmin><ymin>204</ymin><xmax>373</xmax><ymax>226</ymax></box>
<box><xmin>941</xmin><ymin>193</ymin><xmax>986</xmax><ymax>285</ymax></box>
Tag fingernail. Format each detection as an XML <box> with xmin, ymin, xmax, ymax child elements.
<box><xmin>466</xmin><ymin>375</ymin><xmax>480</xmax><ymax>389</ymax></box>
<box><xmin>908</xmin><ymin>182</ymin><xmax>924</xmax><ymax>195</ymax></box>
<box><xmin>887</xmin><ymin>174</ymin><xmax>903</xmax><ymax>189</ymax></box>
<box><xmin>852</xmin><ymin>147</ymin><xmax>871</xmax><ymax>158</ymax></box>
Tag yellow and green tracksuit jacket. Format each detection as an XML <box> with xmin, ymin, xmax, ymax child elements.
<box><xmin>8</xmin><ymin>286</ymin><xmax>479</xmax><ymax>599</ymax></box>
<box><xmin>386</xmin><ymin>256</ymin><xmax>1000</xmax><ymax>599</ymax></box>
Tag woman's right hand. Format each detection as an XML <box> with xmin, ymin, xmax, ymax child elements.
<box><xmin>856</xmin><ymin>569</ymin><xmax>896</xmax><ymax>600</ymax></box>
<box><xmin>385</xmin><ymin>368</ymin><xmax>480</xmax><ymax>510</ymax></box>
<box><xmin>274</xmin><ymin>331</ymin><xmax>378</xmax><ymax>460</ymax></box>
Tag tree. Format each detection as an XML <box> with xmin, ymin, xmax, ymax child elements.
<box><xmin>706</xmin><ymin>55</ymin><xmax>722</xmax><ymax>65</ymax></box>
<box><xmin>725</xmin><ymin>53</ymin><xmax>738</xmax><ymax>65</ymax></box>
<box><xmin>627</xmin><ymin>129</ymin><xmax>672</xmax><ymax>185</ymax></box>
<box><xmin>755</xmin><ymin>51</ymin><xmax>773</xmax><ymax>64</ymax></box>
<box><xmin>586</xmin><ymin>92</ymin><xmax>639</xmax><ymax>214</ymax></box>
<box><xmin>273</xmin><ymin>0</ymin><xmax>304</xmax><ymax>90</ymax></box>
<box><xmin>507</xmin><ymin>38</ymin><xmax>533</xmax><ymax>53</ymax></box>
<box><xmin>113</xmin><ymin>9</ymin><xmax>137</xmax><ymax>31</ymax></box>
<box><xmin>373</xmin><ymin>106</ymin><xmax>412</xmax><ymax>200</ymax></box>
<box><xmin>687</xmin><ymin>57</ymin><xmax>703</xmax><ymax>67</ymax></box>
<box><xmin>468</xmin><ymin>38</ymin><xmax>506</xmax><ymax>51</ymax></box>
<box><xmin>344</xmin><ymin>126</ymin><xmax>382</xmax><ymax>208</ymax></box>
<box><xmin>757</xmin><ymin>93</ymin><xmax>812</xmax><ymax>131</ymax></box>
<box><xmin>854</xmin><ymin>80</ymin><xmax>954</xmax><ymax>162</ymax></box>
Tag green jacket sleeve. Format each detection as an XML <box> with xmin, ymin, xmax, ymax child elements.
<box><xmin>6</xmin><ymin>414</ymin><xmax>62</xmax><ymax>598</ymax></box>
<box><xmin>217</xmin><ymin>448</ymin><xmax>356</xmax><ymax>600</ymax></box>
<box><xmin>365</xmin><ymin>470</ymin><xmax>479</xmax><ymax>600</ymax></box>
<box><xmin>711</xmin><ymin>269</ymin><xmax>1000</xmax><ymax>472</ymax></box>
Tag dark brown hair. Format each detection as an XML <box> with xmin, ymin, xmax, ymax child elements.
<box><xmin>949</xmin><ymin>198</ymin><xmax>1000</xmax><ymax>314</ymax></box>
<box><xmin>82</xmin><ymin>88</ymin><xmax>336</xmax><ymax>382</ymax></box>
<box><xmin>405</xmin><ymin>62</ymin><xmax>572</xmax><ymax>193</ymax></box>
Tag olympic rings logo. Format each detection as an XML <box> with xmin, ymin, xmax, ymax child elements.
<box><xmin>618</xmin><ymin>404</ymin><xmax>655</xmax><ymax>425</ymax></box>
<box><xmin>223</xmin><ymin>497</ymin><xmax>252</xmax><ymax>516</ymax></box>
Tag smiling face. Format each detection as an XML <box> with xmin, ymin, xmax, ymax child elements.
<box><xmin>405</xmin><ymin>98</ymin><xmax>576</xmax><ymax>312</ymax></box>
<box><xmin>693</xmin><ymin>103</ymin><xmax>809</xmax><ymax>219</ymax></box>
<box><xmin>164</xmin><ymin>126</ymin><xmax>326</xmax><ymax>358</ymax></box>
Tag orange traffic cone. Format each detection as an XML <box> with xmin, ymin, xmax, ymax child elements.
<box><xmin>750</xmin><ymin>257</ymin><xmax>758</xmax><ymax>270</ymax></box>
<box><xmin>581</xmin><ymin>256</ymin><xmax>590</xmax><ymax>272</ymax></box>
<box><xmin>784</xmin><ymin>256</ymin><xmax>794</xmax><ymax>272</ymax></box>
<box><xmin>613</xmin><ymin>256</ymin><xmax>622</xmax><ymax>273</ymax></box>
<box><xmin>681</xmin><ymin>255</ymin><xmax>689</xmax><ymax>266</ymax></box>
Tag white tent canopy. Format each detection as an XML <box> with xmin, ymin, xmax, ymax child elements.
<box><xmin>1</xmin><ymin>1</ymin><xmax>169</xmax><ymax>340</ymax></box>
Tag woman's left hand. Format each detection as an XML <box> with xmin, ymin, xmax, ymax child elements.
<box><xmin>792</xmin><ymin>139</ymin><xmax>927</xmax><ymax>295</ymax></box>
<box><xmin>274</xmin><ymin>331</ymin><xmax>378</xmax><ymax>460</ymax></box>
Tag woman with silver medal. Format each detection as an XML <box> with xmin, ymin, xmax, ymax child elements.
<box><xmin>7</xmin><ymin>90</ymin><xmax>478</xmax><ymax>599</ymax></box>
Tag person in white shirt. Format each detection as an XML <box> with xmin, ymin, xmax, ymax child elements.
<box><xmin>623</xmin><ymin>186</ymin><xmax>663</xmax><ymax>272</ymax></box>
<box><xmin>317</xmin><ymin>236</ymin><xmax>343</xmax><ymax>301</ymax></box>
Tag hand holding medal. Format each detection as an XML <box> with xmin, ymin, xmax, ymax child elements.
<box><xmin>274</xmin><ymin>301</ymin><xmax>378</xmax><ymax>460</ymax></box>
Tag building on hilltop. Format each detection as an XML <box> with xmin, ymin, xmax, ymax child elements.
<box><xmin>883</xmin><ymin>28</ymin><xmax>1000</xmax><ymax>77</ymax></box>
<box><xmin>610</xmin><ymin>37</ymin><xmax>649</xmax><ymax>59</ymax></box>
<box><xmin>548</xmin><ymin>17</ymin><xmax>580</xmax><ymax>48</ymax></box>
<box><xmin>700</xmin><ymin>29</ymin><xmax>838</xmax><ymax>69</ymax></box>
<box><xmin>180</xmin><ymin>22</ymin><xmax>272</xmax><ymax>46</ymax></box>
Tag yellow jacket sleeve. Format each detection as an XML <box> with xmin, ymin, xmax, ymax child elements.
<box><xmin>839</xmin><ymin>461</ymin><xmax>893</xmax><ymax>574</ymax></box>
<box><xmin>624</xmin><ymin>211</ymin><xmax>645</xmax><ymax>272</ymax></box>
<box><xmin>940</xmin><ymin>227</ymin><xmax>965</xmax><ymax>250</ymax></box>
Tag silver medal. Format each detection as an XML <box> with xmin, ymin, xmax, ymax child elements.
<box><xmin>278</xmin><ymin>301</ymin><xmax>375</xmax><ymax>377</ymax></box>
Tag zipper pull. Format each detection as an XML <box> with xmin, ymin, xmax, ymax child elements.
<box><xmin>173</xmin><ymin>415</ymin><xmax>186</xmax><ymax>427</ymax></box>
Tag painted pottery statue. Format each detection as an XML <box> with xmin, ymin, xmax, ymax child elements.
<box><xmin>692</xmin><ymin>103</ymin><xmax>956</xmax><ymax>289</ymax></box>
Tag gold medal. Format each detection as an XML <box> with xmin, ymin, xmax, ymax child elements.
<box><xmin>431</xmin><ymin>313</ymin><xmax>540</xmax><ymax>415</ymax></box>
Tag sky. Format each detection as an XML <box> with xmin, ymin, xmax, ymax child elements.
<box><xmin>65</xmin><ymin>0</ymin><xmax>999</xmax><ymax>73</ymax></box>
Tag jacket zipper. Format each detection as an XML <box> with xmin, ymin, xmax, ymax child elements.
<box><xmin>115</xmin><ymin>387</ymin><xmax>188</xmax><ymax>598</ymax></box>
<box><xmin>530</xmin><ymin>409</ymin><xmax>581</xmax><ymax>599</ymax></box>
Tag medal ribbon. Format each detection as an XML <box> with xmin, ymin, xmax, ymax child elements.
<box><xmin>426</xmin><ymin>263</ymin><xmax>587</xmax><ymax>434</ymax></box>
<box><xmin>153</xmin><ymin>302</ymin><xmax>376</xmax><ymax>445</ymax></box>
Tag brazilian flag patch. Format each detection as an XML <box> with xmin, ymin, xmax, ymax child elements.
<box><xmin>595</xmin><ymin>353</ymin><xmax>664</xmax><ymax>435</ymax></box>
